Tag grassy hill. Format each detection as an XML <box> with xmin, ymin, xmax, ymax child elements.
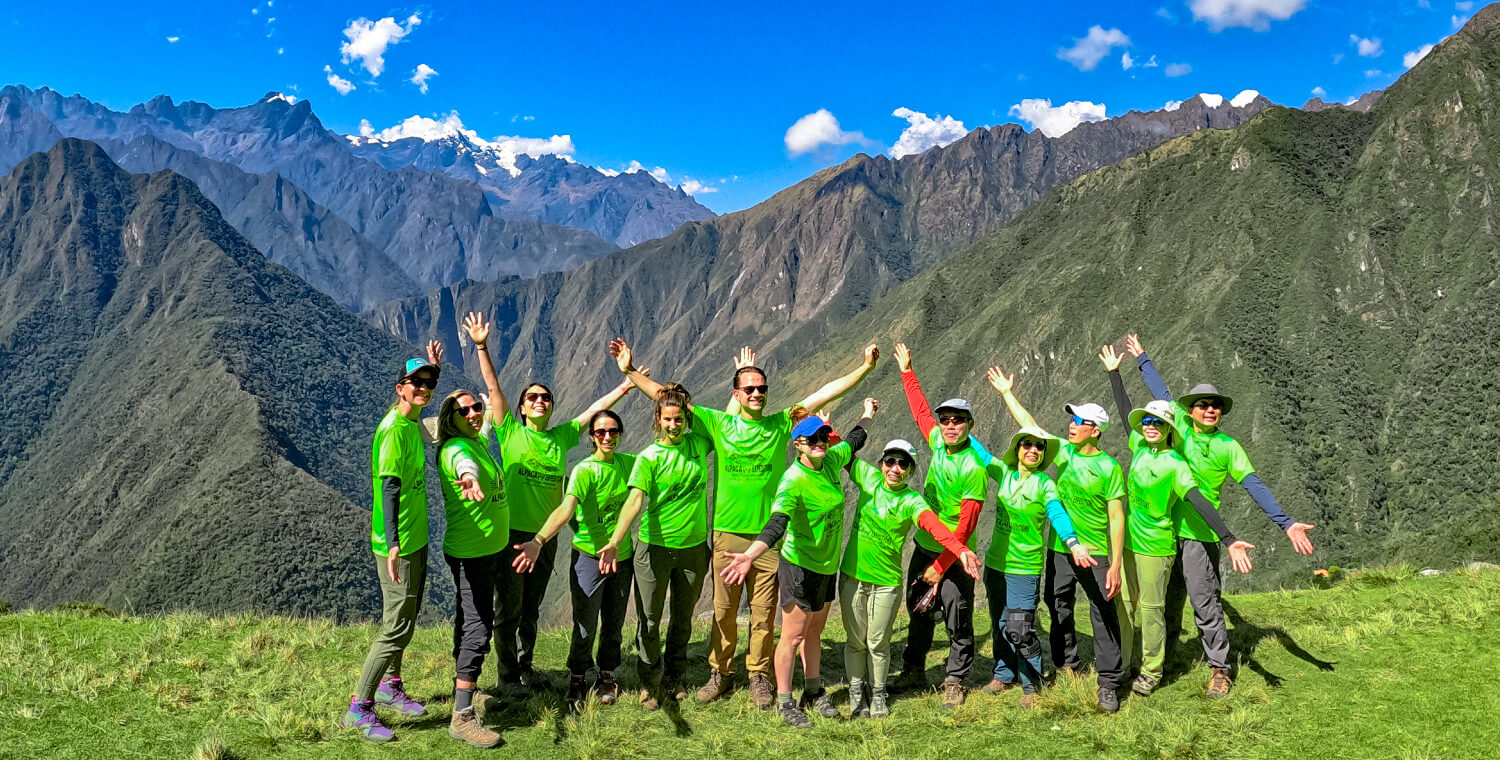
<box><xmin>3</xmin><ymin>566</ymin><xmax>1496</xmax><ymax>759</ymax></box>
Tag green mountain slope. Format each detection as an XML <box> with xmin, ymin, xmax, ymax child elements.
<box><xmin>780</xmin><ymin>8</ymin><xmax>1500</xmax><ymax>589</ymax></box>
<box><xmin>0</xmin><ymin>139</ymin><xmax>426</xmax><ymax>617</ymax></box>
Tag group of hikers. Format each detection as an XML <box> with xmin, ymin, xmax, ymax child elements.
<box><xmin>343</xmin><ymin>314</ymin><xmax>1317</xmax><ymax>746</ymax></box>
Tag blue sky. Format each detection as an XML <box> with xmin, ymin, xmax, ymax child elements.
<box><xmin>0</xmin><ymin>0</ymin><xmax>1475</xmax><ymax>213</ymax></box>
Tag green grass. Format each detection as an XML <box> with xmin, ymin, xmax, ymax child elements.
<box><xmin>4</xmin><ymin>567</ymin><xmax>1499</xmax><ymax>759</ymax></box>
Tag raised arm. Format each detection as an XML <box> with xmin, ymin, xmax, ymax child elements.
<box><xmin>843</xmin><ymin>398</ymin><xmax>878</xmax><ymax>457</ymax></box>
<box><xmin>608</xmin><ymin>338</ymin><xmax>674</xmax><ymax>406</ymax></box>
<box><xmin>1102</xmin><ymin>345</ymin><xmax>1133</xmax><ymax>426</ymax></box>
<box><xmin>597</xmin><ymin>488</ymin><xmax>645</xmax><ymax>575</ymax></box>
<box><xmin>724</xmin><ymin>346</ymin><xmax>756</xmax><ymax>417</ymax></box>
<box><xmin>987</xmin><ymin>366</ymin><xmax>1039</xmax><ymax>430</ymax></box>
<box><xmin>894</xmin><ymin>343</ymin><xmax>936</xmax><ymax>437</ymax></box>
<box><xmin>463</xmin><ymin>312</ymin><xmax>509</xmax><ymax>427</ymax></box>
<box><xmin>798</xmin><ymin>343</ymin><xmax>879</xmax><ymax>412</ymax></box>
<box><xmin>1125</xmin><ymin>334</ymin><xmax>1173</xmax><ymax>402</ymax></box>
<box><xmin>573</xmin><ymin>369</ymin><xmax>646</xmax><ymax>427</ymax></box>
<box><xmin>1240</xmin><ymin>475</ymin><xmax>1316</xmax><ymax>554</ymax></box>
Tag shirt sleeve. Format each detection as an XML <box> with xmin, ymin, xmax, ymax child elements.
<box><xmin>691</xmin><ymin>405</ymin><xmax>724</xmax><ymax>441</ymax></box>
<box><xmin>901</xmin><ymin>370</ymin><xmax>937</xmax><ymax>438</ymax></box>
<box><xmin>1105</xmin><ymin>460</ymin><xmax>1127</xmax><ymax>501</ymax></box>
<box><xmin>1107</xmin><ymin>369</ymin><xmax>1133</xmax><ymax>430</ymax></box>
<box><xmin>1185</xmin><ymin>488</ymin><xmax>1239</xmax><ymax>546</ymax></box>
<box><xmin>969</xmin><ymin>435</ymin><xmax>995</xmax><ymax>467</ymax></box>
<box><xmin>1136</xmin><ymin>352</ymin><xmax>1174</xmax><ymax>401</ymax></box>
<box><xmin>844</xmin><ymin>418</ymin><xmax>872</xmax><ymax>455</ymax></box>
<box><xmin>565</xmin><ymin>461</ymin><xmax>594</xmax><ymax>501</ymax></box>
<box><xmin>381</xmin><ymin>475</ymin><xmax>402</xmax><ymax>550</ymax></box>
<box><xmin>916</xmin><ymin>509</ymin><xmax>969</xmax><ymax>558</ymax></box>
<box><xmin>931</xmin><ymin>497</ymin><xmax>983</xmax><ymax>575</ymax></box>
<box><xmin>555</xmin><ymin>419</ymin><xmax>583</xmax><ymax>451</ymax></box>
<box><xmin>626</xmin><ymin>452</ymin><xmax>655</xmax><ymax>494</ymax></box>
<box><xmin>756</xmin><ymin>512</ymin><xmax>791</xmax><ymax>547</ymax></box>
<box><xmin>825</xmin><ymin>440</ymin><xmax>854</xmax><ymax>472</ymax></box>
<box><xmin>374</xmin><ymin>430</ymin><xmax>404</xmax><ymax>479</ymax></box>
<box><xmin>1240</xmin><ymin>472</ymin><xmax>1294</xmax><ymax>530</ymax></box>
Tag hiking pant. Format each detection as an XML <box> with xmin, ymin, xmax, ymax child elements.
<box><xmin>901</xmin><ymin>545</ymin><xmax>976</xmax><ymax>681</ymax></box>
<box><xmin>494</xmin><ymin>529</ymin><xmax>557</xmax><ymax>682</ymax></box>
<box><xmin>986</xmin><ymin>568</ymin><xmax>1043</xmax><ymax>692</ymax></box>
<box><xmin>1121</xmin><ymin>552</ymin><xmax>1174</xmax><ymax>680</ymax></box>
<box><xmin>708</xmin><ymin>531</ymin><xmax>779</xmax><ymax>677</ymax></box>
<box><xmin>1045</xmin><ymin>549</ymin><xmax>1125</xmax><ymax>690</ymax></box>
<box><xmin>356</xmin><ymin>546</ymin><xmax>428</xmax><ymax>701</ymax></box>
<box><xmin>633</xmin><ymin>541</ymin><xmax>710</xmax><ymax>687</ymax></box>
<box><xmin>1165</xmin><ymin>539</ymin><xmax>1231</xmax><ymax>670</ymax></box>
<box><xmin>445</xmin><ymin>551</ymin><xmax>502</xmax><ymax>683</ymax></box>
<box><xmin>839</xmin><ymin>574</ymin><xmax>903</xmax><ymax>690</ymax></box>
<box><xmin>567</xmin><ymin>548</ymin><xmax>634</xmax><ymax>676</ymax></box>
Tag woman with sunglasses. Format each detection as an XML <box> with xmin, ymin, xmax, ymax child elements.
<box><xmin>494</xmin><ymin>346</ymin><xmax>639</xmax><ymax>698</ymax></box>
<box><xmin>596</xmin><ymin>382</ymin><xmax>708</xmax><ymax>710</ymax></box>
<box><xmin>890</xmin><ymin>342</ymin><xmax>988</xmax><ymax>710</ymax></box>
<box><xmin>430</xmin><ymin>313</ymin><xmax>511</xmax><ymax>747</ymax></box>
<box><xmin>1101</xmin><ymin>345</ymin><xmax>1255</xmax><ymax>698</ymax></box>
<box><xmin>721</xmin><ymin>403</ymin><xmax>876</xmax><ymax>728</ymax></box>
<box><xmin>343</xmin><ymin>341</ymin><xmax>442</xmax><ymax>743</ymax></box>
<box><xmin>513</xmin><ymin>409</ymin><xmax>637</xmax><ymax>709</ymax></box>
<box><xmin>840</xmin><ymin>437</ymin><xmax>981</xmax><ymax>719</ymax></box>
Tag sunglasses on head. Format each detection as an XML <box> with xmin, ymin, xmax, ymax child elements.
<box><xmin>404</xmin><ymin>375</ymin><xmax>436</xmax><ymax>390</ymax></box>
<box><xmin>1140</xmin><ymin>416</ymin><xmax>1166</xmax><ymax>428</ymax></box>
<box><xmin>1018</xmin><ymin>439</ymin><xmax>1047</xmax><ymax>451</ymax></box>
<box><xmin>524</xmin><ymin>392</ymin><xmax>553</xmax><ymax>403</ymax></box>
<box><xmin>1192</xmin><ymin>399</ymin><xmax>1224</xmax><ymax>411</ymax></box>
<box><xmin>737</xmin><ymin>384</ymin><xmax>769</xmax><ymax>395</ymax></box>
<box><xmin>591</xmin><ymin>427</ymin><xmax>621</xmax><ymax>439</ymax></box>
<box><xmin>1071</xmin><ymin>415</ymin><xmax>1096</xmax><ymax>427</ymax></box>
<box><xmin>881</xmin><ymin>456</ymin><xmax>912</xmax><ymax>469</ymax></box>
<box><xmin>938</xmin><ymin>415</ymin><xmax>971</xmax><ymax>426</ymax></box>
<box><xmin>455</xmin><ymin>401</ymin><xmax>485</xmax><ymax>416</ymax></box>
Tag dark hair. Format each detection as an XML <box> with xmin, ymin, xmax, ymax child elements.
<box><xmin>587</xmin><ymin>409</ymin><xmax>624</xmax><ymax>452</ymax></box>
<box><xmin>518</xmin><ymin>382</ymin><xmax>554</xmax><ymax>417</ymax></box>
<box><xmin>653</xmin><ymin>383</ymin><xmax>693</xmax><ymax>438</ymax></box>
<box><xmin>435</xmin><ymin>389</ymin><xmax>481</xmax><ymax>465</ymax></box>
<box><xmin>732</xmin><ymin>365</ymin><xmax>768</xmax><ymax>389</ymax></box>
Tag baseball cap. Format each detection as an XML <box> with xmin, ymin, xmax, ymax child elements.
<box><xmin>1064</xmin><ymin>402</ymin><xmax>1110</xmax><ymax>433</ymax></box>
<box><xmin>934</xmin><ymin>398</ymin><xmax>973</xmax><ymax>416</ymax></box>
<box><xmin>399</xmin><ymin>358</ymin><xmax>439</xmax><ymax>383</ymax></box>
<box><xmin>791</xmin><ymin>416</ymin><xmax>832</xmax><ymax>440</ymax></box>
<box><xmin>881</xmin><ymin>439</ymin><xmax>919</xmax><ymax>458</ymax></box>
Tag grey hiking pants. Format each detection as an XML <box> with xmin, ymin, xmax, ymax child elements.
<box><xmin>1164</xmin><ymin>539</ymin><xmax>1231</xmax><ymax>670</ymax></box>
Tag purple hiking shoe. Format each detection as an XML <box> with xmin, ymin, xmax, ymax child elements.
<box><xmin>341</xmin><ymin>697</ymin><xmax>395</xmax><ymax>742</ymax></box>
<box><xmin>375</xmin><ymin>677</ymin><xmax>427</xmax><ymax>717</ymax></box>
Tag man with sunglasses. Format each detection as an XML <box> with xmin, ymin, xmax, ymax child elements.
<box><xmin>608</xmin><ymin>339</ymin><xmax>880</xmax><ymax>709</ymax></box>
<box><xmin>890</xmin><ymin>343</ymin><xmax>989</xmax><ymax>709</ymax></box>
<box><xmin>1123</xmin><ymin>335</ymin><xmax>1315</xmax><ymax>698</ymax></box>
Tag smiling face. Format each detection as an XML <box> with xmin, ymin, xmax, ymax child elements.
<box><xmin>397</xmin><ymin>370</ymin><xmax>437</xmax><ymax>408</ymax></box>
<box><xmin>657</xmin><ymin>403</ymin><xmax>687</xmax><ymax>443</ymax></box>
<box><xmin>734</xmin><ymin>370</ymin><xmax>768</xmax><ymax>413</ymax></box>
<box><xmin>1016</xmin><ymin>436</ymin><xmax>1047</xmax><ymax>468</ymax></box>
<box><xmin>795</xmin><ymin>428</ymin><xmax>831</xmax><ymax>465</ymax></box>
<box><xmin>1140</xmin><ymin>417</ymin><xmax>1169</xmax><ymax>444</ymax></box>
<box><xmin>591</xmin><ymin>416</ymin><xmax>622</xmax><ymax>454</ymax></box>
<box><xmin>521</xmin><ymin>383</ymin><xmax>554</xmax><ymax>424</ymax></box>
<box><xmin>936</xmin><ymin>409</ymin><xmax>972</xmax><ymax>446</ymax></box>
<box><xmin>1189</xmin><ymin>397</ymin><xmax>1225</xmax><ymax>428</ymax></box>
<box><xmin>880</xmin><ymin>453</ymin><xmax>913</xmax><ymax>488</ymax></box>
<box><xmin>452</xmin><ymin>393</ymin><xmax>483</xmax><ymax>435</ymax></box>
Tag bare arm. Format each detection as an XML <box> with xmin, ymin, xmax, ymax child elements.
<box><xmin>462</xmin><ymin>312</ymin><xmax>509</xmax><ymax>427</ymax></box>
<box><xmin>609</xmin><ymin>338</ymin><xmax>674</xmax><ymax>406</ymax></box>
<box><xmin>987</xmin><ymin>367</ymin><xmax>1038</xmax><ymax>429</ymax></box>
<box><xmin>573</xmin><ymin>372</ymin><xmax>642</xmax><ymax>427</ymax></box>
<box><xmin>512</xmin><ymin>495</ymin><xmax>580</xmax><ymax>573</ymax></box>
<box><xmin>597</xmin><ymin>487</ymin><xmax>646</xmax><ymax>574</ymax></box>
<box><xmin>798</xmin><ymin>343</ymin><xmax>879</xmax><ymax>412</ymax></box>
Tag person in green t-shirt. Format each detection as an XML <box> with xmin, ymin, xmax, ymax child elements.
<box><xmin>343</xmin><ymin>342</ymin><xmax>441</xmax><ymax>744</ymax></box>
<box><xmin>492</xmin><ymin>323</ymin><xmax>640</xmax><ymax>698</ymax></box>
<box><xmin>513</xmin><ymin>408</ymin><xmax>640</xmax><ymax>708</ymax></box>
<box><xmin>839</xmin><ymin>437</ymin><xmax>979</xmax><ymax>719</ymax></box>
<box><xmin>1123</xmin><ymin>334</ymin><xmax>1315</xmax><ymax>699</ymax></box>
<box><xmin>1102</xmin><ymin>346</ymin><xmax>1256</xmax><ymax>698</ymax></box>
<box><xmin>596</xmin><ymin>383</ymin><xmax>710</xmax><ymax>710</ymax></box>
<box><xmin>986</xmin><ymin>365</ymin><xmax>1128</xmax><ymax>713</ymax></box>
<box><xmin>608</xmin><ymin>338</ymin><xmax>879</xmax><ymax>709</ymax></box>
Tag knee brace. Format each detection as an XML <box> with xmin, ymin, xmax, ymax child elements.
<box><xmin>1004</xmin><ymin>609</ymin><xmax>1042</xmax><ymax>659</ymax></box>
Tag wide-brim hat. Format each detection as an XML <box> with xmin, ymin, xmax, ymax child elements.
<box><xmin>1129</xmin><ymin>399</ymin><xmax>1179</xmax><ymax>445</ymax></box>
<box><xmin>881</xmin><ymin>438</ymin><xmax>919</xmax><ymax>459</ymax></box>
<box><xmin>1001</xmin><ymin>425</ymin><xmax>1060</xmax><ymax>469</ymax></box>
<box><xmin>1180</xmin><ymin>383</ymin><xmax>1234</xmax><ymax>415</ymax></box>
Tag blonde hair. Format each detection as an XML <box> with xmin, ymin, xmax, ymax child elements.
<box><xmin>434</xmin><ymin>389</ymin><xmax>481</xmax><ymax>464</ymax></box>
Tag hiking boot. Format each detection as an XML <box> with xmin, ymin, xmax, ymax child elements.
<box><xmin>696</xmin><ymin>671</ymin><xmax>733</xmax><ymax>703</ymax></box>
<box><xmin>849</xmin><ymin>683</ymin><xmax>870</xmax><ymax>718</ymax></box>
<box><xmin>892</xmin><ymin>668</ymin><xmax>928</xmax><ymax>693</ymax></box>
<box><xmin>374</xmin><ymin>678</ymin><xmax>427</xmax><ymax>717</ymax></box>
<box><xmin>1018</xmin><ymin>692</ymin><xmax>1040</xmax><ymax>710</ymax></box>
<box><xmin>801</xmin><ymin>689</ymin><xmax>839</xmax><ymax>719</ymax></box>
<box><xmin>1131</xmin><ymin>674</ymin><xmax>1159</xmax><ymax>696</ymax></box>
<box><xmin>1097</xmin><ymin>686</ymin><xmax>1120</xmax><ymax>713</ymax></box>
<box><xmin>779</xmin><ymin>700</ymin><xmax>813</xmax><ymax>729</ymax></box>
<box><xmin>594</xmin><ymin>672</ymin><xmax>620</xmax><ymax>705</ymax></box>
<box><xmin>749</xmin><ymin>674</ymin><xmax>775</xmax><ymax>710</ymax></box>
<box><xmin>982</xmin><ymin>679</ymin><xmax>1014</xmax><ymax>695</ymax></box>
<box><xmin>341</xmin><ymin>697</ymin><xmax>394</xmax><ymax>742</ymax></box>
<box><xmin>566</xmin><ymin>675</ymin><xmax>589</xmax><ymax>709</ymax></box>
<box><xmin>1207</xmin><ymin>668</ymin><xmax>1233</xmax><ymax>699</ymax></box>
<box><xmin>940</xmin><ymin>679</ymin><xmax>966</xmax><ymax>710</ymax></box>
<box><xmin>518</xmin><ymin>669</ymin><xmax>553</xmax><ymax>692</ymax></box>
<box><xmin>500</xmin><ymin>679</ymin><xmax>530</xmax><ymax>701</ymax></box>
<box><xmin>869</xmin><ymin>689</ymin><xmax>890</xmax><ymax>718</ymax></box>
<box><xmin>665</xmin><ymin>679</ymin><xmax>688</xmax><ymax>702</ymax></box>
<box><xmin>448</xmin><ymin>707</ymin><xmax>501</xmax><ymax>748</ymax></box>
<box><xmin>473</xmin><ymin>688</ymin><xmax>500</xmax><ymax>715</ymax></box>
<box><xmin>639</xmin><ymin>688</ymin><xmax>661</xmax><ymax>711</ymax></box>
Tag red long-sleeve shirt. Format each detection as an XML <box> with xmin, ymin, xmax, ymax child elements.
<box><xmin>901</xmin><ymin>369</ymin><xmax>982</xmax><ymax>576</ymax></box>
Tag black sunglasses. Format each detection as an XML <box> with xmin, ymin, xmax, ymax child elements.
<box><xmin>524</xmin><ymin>392</ymin><xmax>553</xmax><ymax>403</ymax></box>
<box><xmin>455</xmin><ymin>401</ymin><xmax>485</xmax><ymax>416</ymax></box>
<box><xmin>1192</xmin><ymin>399</ymin><xmax>1224</xmax><ymax>411</ymax></box>
<box><xmin>737</xmin><ymin>384</ymin><xmax>769</xmax><ymax>395</ymax></box>
<box><xmin>798</xmin><ymin>431</ymin><xmax>831</xmax><ymax>445</ymax></box>
<box><xmin>591</xmin><ymin>427</ymin><xmax>622</xmax><ymax>438</ymax></box>
<box><xmin>881</xmin><ymin>456</ymin><xmax>912</xmax><ymax>469</ymax></box>
<box><xmin>938</xmin><ymin>415</ymin><xmax>971</xmax><ymax>425</ymax></box>
<box><xmin>404</xmin><ymin>375</ymin><xmax>436</xmax><ymax>390</ymax></box>
<box><xmin>1018</xmin><ymin>439</ymin><xmax>1047</xmax><ymax>451</ymax></box>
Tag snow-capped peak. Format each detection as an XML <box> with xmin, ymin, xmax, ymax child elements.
<box><xmin>1229</xmin><ymin>89</ymin><xmax>1261</xmax><ymax>108</ymax></box>
<box><xmin>263</xmin><ymin>92</ymin><xmax>298</xmax><ymax>105</ymax></box>
<box><xmin>1198</xmin><ymin>93</ymin><xmax>1225</xmax><ymax>108</ymax></box>
<box><xmin>347</xmin><ymin>111</ymin><xmax>575</xmax><ymax>177</ymax></box>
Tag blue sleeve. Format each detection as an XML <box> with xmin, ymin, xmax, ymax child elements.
<box><xmin>1240</xmin><ymin>473</ymin><xmax>1294</xmax><ymax>530</ymax></box>
<box><xmin>1136</xmin><ymin>352</ymin><xmax>1173</xmax><ymax>402</ymax></box>
<box><xmin>1044</xmin><ymin>498</ymin><xmax>1078</xmax><ymax>543</ymax></box>
<box><xmin>968</xmin><ymin>435</ymin><xmax>994</xmax><ymax>467</ymax></box>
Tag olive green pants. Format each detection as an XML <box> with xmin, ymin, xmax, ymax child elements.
<box><xmin>355</xmin><ymin>547</ymin><xmax>428</xmax><ymax>701</ymax></box>
<box><xmin>1120</xmin><ymin>552</ymin><xmax>1173</xmax><ymax>681</ymax></box>
<box><xmin>839</xmin><ymin>575</ymin><xmax>903</xmax><ymax>691</ymax></box>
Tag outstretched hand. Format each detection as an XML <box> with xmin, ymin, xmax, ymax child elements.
<box><xmin>608</xmin><ymin>338</ymin><xmax>635</xmax><ymax>373</ymax></box>
<box><xmin>893</xmin><ymin>343</ymin><xmax>912</xmax><ymax>373</ymax></box>
<box><xmin>1099</xmin><ymin>345</ymin><xmax>1123</xmax><ymax>372</ymax></box>
<box><xmin>1227</xmin><ymin>540</ymin><xmax>1256</xmax><ymax>574</ymax></box>
<box><xmin>721</xmin><ymin>552</ymin><xmax>753</xmax><ymax>585</ymax></box>
<box><xmin>1125</xmin><ymin>334</ymin><xmax>1145</xmax><ymax>358</ymax></box>
<box><xmin>512</xmin><ymin>540</ymin><xmax>541</xmax><ymax>573</ymax></box>
<box><xmin>735</xmin><ymin>346</ymin><xmax>758</xmax><ymax>370</ymax></box>
<box><xmin>462</xmin><ymin>311</ymin><xmax>490</xmax><ymax>347</ymax></box>
<box><xmin>426</xmin><ymin>340</ymin><xmax>444</xmax><ymax>368</ymax></box>
<box><xmin>455</xmin><ymin>474</ymin><xmax>485</xmax><ymax>502</ymax></box>
<box><xmin>862</xmin><ymin>397</ymin><xmax>880</xmax><ymax>418</ymax></box>
<box><xmin>987</xmin><ymin>366</ymin><xmax>1014</xmax><ymax>394</ymax></box>
<box><xmin>1286</xmin><ymin>522</ymin><xmax>1316</xmax><ymax>555</ymax></box>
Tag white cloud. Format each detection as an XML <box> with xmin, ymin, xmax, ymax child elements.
<box><xmin>1453</xmin><ymin>13</ymin><xmax>1470</xmax><ymax>29</ymax></box>
<box><xmin>1404</xmin><ymin>43</ymin><xmax>1436</xmax><ymax>68</ymax></box>
<box><xmin>784</xmin><ymin>109</ymin><xmax>873</xmax><ymax>155</ymax></box>
<box><xmin>1156</xmin><ymin>6</ymin><xmax>1176</xmax><ymax>21</ymax></box>
<box><xmin>1165</xmin><ymin>62</ymin><xmax>1194</xmax><ymax>77</ymax></box>
<box><xmin>277</xmin><ymin>47</ymin><xmax>285</xmax><ymax>55</ymax></box>
<box><xmin>1164</xmin><ymin>100</ymin><xmax>1184</xmax><ymax>111</ymax></box>
<box><xmin>356</xmin><ymin>112</ymin><xmax>576</xmax><ymax>176</ymax></box>
<box><xmin>1008</xmin><ymin>99</ymin><xmax>1108</xmax><ymax>138</ymax></box>
<box><xmin>679</xmin><ymin>179</ymin><xmax>718</xmax><ymax>196</ymax></box>
<box><xmin>1122</xmin><ymin>51</ymin><xmax>1136</xmax><ymax>70</ymax></box>
<box><xmin>358</xmin><ymin>119</ymin><xmax>375</xmax><ymax>137</ymax></box>
<box><xmin>1230</xmin><ymin>89</ymin><xmax>1261</xmax><ymax>107</ymax></box>
<box><xmin>166</xmin><ymin>35</ymin><xmax>180</xmax><ymax>43</ymax></box>
<box><xmin>1190</xmin><ymin>0</ymin><xmax>1308</xmax><ymax>31</ymax></box>
<box><xmin>1199</xmin><ymin>93</ymin><xmax>1226</xmax><ymax>107</ymax></box>
<box><xmin>889</xmin><ymin>107</ymin><xmax>969</xmax><ymax>159</ymax></box>
<box><xmin>339</xmin><ymin>14</ymin><xmax>420</xmax><ymax>77</ymax></box>
<box><xmin>511</xmin><ymin>114</ymin><xmax>536</xmax><ymax>122</ymax></box>
<box><xmin>597</xmin><ymin>167</ymin><xmax>620</xmax><ymax>177</ymax></box>
<box><xmin>1144</xmin><ymin>54</ymin><xmax>1160</xmax><ymax>67</ymax></box>
<box><xmin>1058</xmin><ymin>26</ymin><xmax>1131</xmax><ymax>71</ymax></box>
<box><xmin>1364</xmin><ymin>69</ymin><xmax>1384</xmax><ymax>78</ymax></box>
<box><xmin>624</xmin><ymin>160</ymin><xmax>670</xmax><ymax>183</ymax></box>
<box><xmin>324</xmin><ymin>65</ymin><xmax>355</xmax><ymax>95</ymax></box>
<box><xmin>410</xmin><ymin>63</ymin><xmax>437</xmax><ymax>94</ymax></box>
<box><xmin>265</xmin><ymin>92</ymin><xmax>297</xmax><ymax>105</ymax></box>
<box><xmin>1350</xmin><ymin>34</ymin><xmax>1383</xmax><ymax>57</ymax></box>
<box><xmin>1333</xmin><ymin>52</ymin><xmax>1345</xmax><ymax>64</ymax></box>
<box><xmin>1455</xmin><ymin>1</ymin><xmax>1474</xmax><ymax>10</ymax></box>
<box><xmin>1311</xmin><ymin>86</ymin><xmax>1328</xmax><ymax>98</ymax></box>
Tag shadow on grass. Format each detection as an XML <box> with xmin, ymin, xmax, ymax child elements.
<box><xmin>1223</xmin><ymin>599</ymin><xmax>1337</xmax><ymax>686</ymax></box>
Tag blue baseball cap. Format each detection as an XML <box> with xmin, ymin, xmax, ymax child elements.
<box><xmin>399</xmin><ymin>358</ymin><xmax>439</xmax><ymax>383</ymax></box>
<box><xmin>791</xmin><ymin>416</ymin><xmax>832</xmax><ymax>440</ymax></box>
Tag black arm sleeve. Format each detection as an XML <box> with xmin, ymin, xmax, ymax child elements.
<box><xmin>1186</xmin><ymin>488</ymin><xmax>1238</xmax><ymax>546</ymax></box>
<box><xmin>755</xmin><ymin>512</ymin><xmax>791</xmax><ymax>548</ymax></box>
<box><xmin>381</xmin><ymin>476</ymin><xmax>403</xmax><ymax>551</ymax></box>
<box><xmin>1108</xmin><ymin>369</ymin><xmax>1133</xmax><ymax>427</ymax></box>
<box><xmin>845</xmin><ymin>417</ymin><xmax>873</xmax><ymax>455</ymax></box>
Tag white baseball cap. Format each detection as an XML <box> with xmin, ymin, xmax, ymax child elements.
<box><xmin>881</xmin><ymin>439</ymin><xmax>919</xmax><ymax>458</ymax></box>
<box><xmin>1065</xmin><ymin>402</ymin><xmax>1111</xmax><ymax>434</ymax></box>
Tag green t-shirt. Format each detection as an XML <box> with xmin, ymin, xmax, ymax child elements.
<box><xmin>498</xmin><ymin>411</ymin><xmax>583</xmax><ymax>533</ymax></box>
<box><xmin>370</xmin><ymin>408</ymin><xmax>429</xmax><ymax>556</ymax></box>
<box><xmin>1126</xmin><ymin>431</ymin><xmax>1199</xmax><ymax>556</ymax></box>
<box><xmin>771</xmin><ymin>442</ymin><xmax>853</xmax><ymax>575</ymax></box>
<box><xmin>984</xmin><ymin>461</ymin><xmax>1059</xmax><ymax>575</ymax></box>
<box><xmin>1049</xmin><ymin>442</ymin><xmax>1126</xmax><ymax>555</ymax></box>
<box><xmin>915</xmin><ymin>427</ymin><xmax>988</xmax><ymax>554</ymax></box>
<box><xmin>1171</xmin><ymin>405</ymin><xmax>1256</xmax><ymax>541</ymax></box>
<box><xmin>566</xmin><ymin>453</ymin><xmax>637</xmax><ymax>560</ymax></box>
<box><xmin>627</xmin><ymin>436</ymin><xmax>710</xmax><ymax>549</ymax></box>
<box><xmin>691</xmin><ymin>405</ymin><xmax>794</xmax><ymax>534</ymax></box>
<box><xmin>438</xmin><ymin>433</ymin><xmax>509</xmax><ymax>558</ymax></box>
<box><xmin>840</xmin><ymin>459</ymin><xmax>934</xmax><ymax>586</ymax></box>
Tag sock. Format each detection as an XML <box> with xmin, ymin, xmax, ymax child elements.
<box><xmin>804</xmin><ymin>676</ymin><xmax>823</xmax><ymax>695</ymax></box>
<box><xmin>778</xmin><ymin>691</ymin><xmax>794</xmax><ymax>706</ymax></box>
<box><xmin>454</xmin><ymin>686</ymin><xmax>474</xmax><ymax>712</ymax></box>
